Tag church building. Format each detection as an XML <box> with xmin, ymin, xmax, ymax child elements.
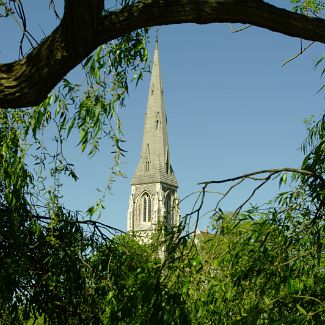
<box><xmin>127</xmin><ymin>38</ymin><xmax>179</xmax><ymax>238</ymax></box>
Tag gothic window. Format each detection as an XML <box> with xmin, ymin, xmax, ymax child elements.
<box><xmin>165</xmin><ymin>193</ymin><xmax>172</xmax><ymax>226</ymax></box>
<box><xmin>145</xmin><ymin>159</ymin><xmax>150</xmax><ymax>172</ymax></box>
<box><xmin>142</xmin><ymin>193</ymin><xmax>151</xmax><ymax>223</ymax></box>
<box><xmin>145</xmin><ymin>144</ymin><xmax>150</xmax><ymax>172</ymax></box>
<box><xmin>156</xmin><ymin>112</ymin><xmax>160</xmax><ymax>130</ymax></box>
<box><xmin>137</xmin><ymin>200</ymin><xmax>141</xmax><ymax>226</ymax></box>
<box><xmin>165</xmin><ymin>151</ymin><xmax>169</xmax><ymax>174</ymax></box>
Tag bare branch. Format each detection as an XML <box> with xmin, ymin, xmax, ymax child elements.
<box><xmin>199</xmin><ymin>168</ymin><xmax>324</xmax><ymax>186</ymax></box>
<box><xmin>183</xmin><ymin>167</ymin><xmax>325</xmax><ymax>228</ymax></box>
<box><xmin>233</xmin><ymin>173</ymin><xmax>274</xmax><ymax>216</ymax></box>
<box><xmin>282</xmin><ymin>40</ymin><xmax>315</xmax><ymax>67</ymax></box>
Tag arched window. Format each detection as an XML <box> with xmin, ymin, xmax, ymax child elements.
<box><xmin>142</xmin><ymin>193</ymin><xmax>151</xmax><ymax>222</ymax></box>
<box><xmin>165</xmin><ymin>193</ymin><xmax>172</xmax><ymax>226</ymax></box>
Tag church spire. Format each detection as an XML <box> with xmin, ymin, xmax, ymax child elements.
<box><xmin>131</xmin><ymin>39</ymin><xmax>178</xmax><ymax>188</ymax></box>
<box><xmin>127</xmin><ymin>40</ymin><xmax>179</xmax><ymax>235</ymax></box>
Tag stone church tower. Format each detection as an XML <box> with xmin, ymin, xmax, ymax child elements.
<box><xmin>127</xmin><ymin>39</ymin><xmax>179</xmax><ymax>238</ymax></box>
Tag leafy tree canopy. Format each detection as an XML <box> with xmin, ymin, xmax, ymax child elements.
<box><xmin>0</xmin><ymin>0</ymin><xmax>324</xmax><ymax>323</ymax></box>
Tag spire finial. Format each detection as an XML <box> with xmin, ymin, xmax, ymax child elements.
<box><xmin>155</xmin><ymin>27</ymin><xmax>159</xmax><ymax>45</ymax></box>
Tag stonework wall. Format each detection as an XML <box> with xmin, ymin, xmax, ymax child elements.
<box><xmin>127</xmin><ymin>183</ymin><xmax>179</xmax><ymax>233</ymax></box>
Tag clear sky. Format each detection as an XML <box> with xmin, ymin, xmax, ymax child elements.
<box><xmin>1</xmin><ymin>1</ymin><xmax>324</xmax><ymax>231</ymax></box>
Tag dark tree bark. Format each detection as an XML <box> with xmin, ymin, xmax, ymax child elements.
<box><xmin>0</xmin><ymin>0</ymin><xmax>325</xmax><ymax>109</ymax></box>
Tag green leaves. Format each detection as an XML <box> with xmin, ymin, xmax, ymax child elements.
<box><xmin>167</xmin><ymin>114</ymin><xmax>325</xmax><ymax>324</ymax></box>
<box><xmin>0</xmin><ymin>28</ymin><xmax>149</xmax><ymax>218</ymax></box>
<box><xmin>279</xmin><ymin>172</ymin><xmax>288</xmax><ymax>188</ymax></box>
<box><xmin>0</xmin><ymin>31</ymin><xmax>151</xmax><ymax>321</ymax></box>
<box><xmin>299</xmin><ymin>114</ymin><xmax>325</xmax><ymax>206</ymax></box>
<box><xmin>1</xmin><ymin>111</ymin><xmax>324</xmax><ymax>323</ymax></box>
<box><xmin>0</xmin><ymin>109</ymin><xmax>31</xmax><ymax>208</ymax></box>
<box><xmin>291</xmin><ymin>0</ymin><xmax>325</xmax><ymax>15</ymax></box>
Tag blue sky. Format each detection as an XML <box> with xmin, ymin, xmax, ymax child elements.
<box><xmin>1</xmin><ymin>1</ymin><xmax>324</xmax><ymax>231</ymax></box>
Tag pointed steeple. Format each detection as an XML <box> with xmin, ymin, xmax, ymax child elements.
<box><xmin>132</xmin><ymin>39</ymin><xmax>178</xmax><ymax>188</ymax></box>
<box><xmin>127</xmin><ymin>39</ymin><xmax>180</xmax><ymax>235</ymax></box>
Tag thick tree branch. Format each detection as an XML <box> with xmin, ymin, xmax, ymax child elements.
<box><xmin>1</xmin><ymin>0</ymin><xmax>325</xmax><ymax>109</ymax></box>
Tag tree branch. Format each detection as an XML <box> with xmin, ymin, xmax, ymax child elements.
<box><xmin>1</xmin><ymin>0</ymin><xmax>325</xmax><ymax>108</ymax></box>
<box><xmin>198</xmin><ymin>167</ymin><xmax>325</xmax><ymax>186</ymax></box>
